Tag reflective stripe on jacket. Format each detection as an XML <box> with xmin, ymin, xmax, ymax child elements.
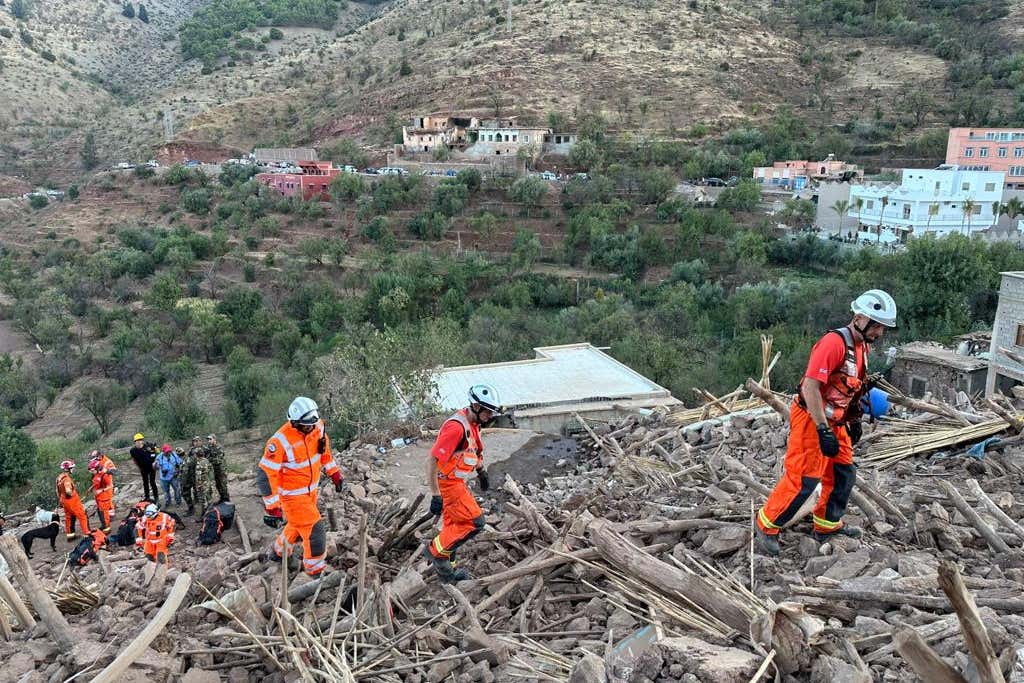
<box><xmin>258</xmin><ymin>420</ymin><xmax>340</xmax><ymax>508</ymax></box>
<box><xmin>436</xmin><ymin>410</ymin><xmax>482</xmax><ymax>482</ymax></box>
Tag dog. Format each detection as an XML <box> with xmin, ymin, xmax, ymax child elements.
<box><xmin>21</xmin><ymin>515</ymin><xmax>60</xmax><ymax>558</ymax></box>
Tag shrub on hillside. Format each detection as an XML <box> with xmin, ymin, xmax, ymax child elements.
<box><xmin>145</xmin><ymin>380</ymin><xmax>207</xmax><ymax>438</ymax></box>
<box><xmin>716</xmin><ymin>180</ymin><xmax>761</xmax><ymax>212</ymax></box>
<box><xmin>406</xmin><ymin>211</ymin><xmax>449</xmax><ymax>240</ymax></box>
<box><xmin>0</xmin><ymin>426</ymin><xmax>37</xmax><ymax>488</ymax></box>
<box><xmin>29</xmin><ymin>194</ymin><xmax>48</xmax><ymax>210</ymax></box>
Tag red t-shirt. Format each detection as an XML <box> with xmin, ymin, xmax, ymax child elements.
<box><xmin>431</xmin><ymin>414</ymin><xmax>482</xmax><ymax>462</ymax></box>
<box><xmin>804</xmin><ymin>330</ymin><xmax>866</xmax><ymax>397</ymax></box>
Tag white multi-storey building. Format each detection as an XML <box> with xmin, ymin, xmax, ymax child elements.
<box><xmin>848</xmin><ymin>165</ymin><xmax>1006</xmax><ymax>241</ymax></box>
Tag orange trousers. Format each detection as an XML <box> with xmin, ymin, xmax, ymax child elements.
<box><xmin>61</xmin><ymin>496</ymin><xmax>90</xmax><ymax>537</ymax></box>
<box><xmin>428</xmin><ymin>480</ymin><xmax>483</xmax><ymax>559</ymax></box>
<box><xmin>757</xmin><ymin>402</ymin><xmax>857</xmax><ymax>536</ymax></box>
<box><xmin>274</xmin><ymin>493</ymin><xmax>327</xmax><ymax>576</ymax></box>
<box><xmin>142</xmin><ymin>540</ymin><xmax>170</xmax><ymax>564</ymax></box>
<box><xmin>95</xmin><ymin>497</ymin><xmax>114</xmax><ymax>532</ymax></box>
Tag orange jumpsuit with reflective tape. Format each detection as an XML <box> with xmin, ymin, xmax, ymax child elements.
<box><xmin>757</xmin><ymin>329</ymin><xmax>865</xmax><ymax>536</ymax></box>
<box><xmin>56</xmin><ymin>472</ymin><xmax>90</xmax><ymax>538</ymax></box>
<box><xmin>92</xmin><ymin>470</ymin><xmax>115</xmax><ymax>532</ymax></box>
<box><xmin>136</xmin><ymin>511</ymin><xmax>175</xmax><ymax>561</ymax></box>
<box><xmin>428</xmin><ymin>410</ymin><xmax>485</xmax><ymax>559</ymax></box>
<box><xmin>258</xmin><ymin>420</ymin><xmax>339</xmax><ymax>576</ymax></box>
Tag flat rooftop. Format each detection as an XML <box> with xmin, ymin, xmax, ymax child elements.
<box><xmin>896</xmin><ymin>342</ymin><xmax>988</xmax><ymax>372</ymax></box>
<box><xmin>433</xmin><ymin>343</ymin><xmax>678</xmax><ymax>412</ymax></box>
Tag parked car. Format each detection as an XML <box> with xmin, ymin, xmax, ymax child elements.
<box><xmin>379</xmin><ymin>167</ymin><xmax>409</xmax><ymax>176</ymax></box>
<box><xmin>364</xmin><ymin>167</ymin><xmax>379</xmax><ymax>175</ymax></box>
<box><xmin>702</xmin><ymin>177</ymin><xmax>726</xmax><ymax>187</ymax></box>
<box><xmin>444</xmin><ymin>169</ymin><xmax>457</xmax><ymax>177</ymax></box>
<box><xmin>341</xmin><ymin>165</ymin><xmax>357</xmax><ymax>174</ymax></box>
<box><xmin>573</xmin><ymin>173</ymin><xmax>589</xmax><ymax>181</ymax></box>
<box><xmin>726</xmin><ymin>176</ymin><xmax>739</xmax><ymax>186</ymax></box>
<box><xmin>146</xmin><ymin>160</ymin><xmax>160</xmax><ymax>168</ymax></box>
<box><xmin>114</xmin><ymin>162</ymin><xmax>133</xmax><ymax>170</ymax></box>
<box><xmin>184</xmin><ymin>160</ymin><xmax>200</xmax><ymax>168</ymax></box>
<box><xmin>539</xmin><ymin>171</ymin><xmax>557</xmax><ymax>181</ymax></box>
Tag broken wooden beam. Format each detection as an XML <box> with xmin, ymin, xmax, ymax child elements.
<box><xmin>966</xmin><ymin>479</ymin><xmax>1024</xmax><ymax>546</ymax></box>
<box><xmin>937</xmin><ymin>560</ymin><xmax>1007</xmax><ymax>683</ymax></box>
<box><xmin>89</xmin><ymin>572</ymin><xmax>192</xmax><ymax>682</ymax></box>
<box><xmin>938</xmin><ymin>480</ymin><xmax>1010</xmax><ymax>553</ymax></box>
<box><xmin>0</xmin><ymin>535</ymin><xmax>72</xmax><ymax>649</ymax></box>
<box><xmin>893</xmin><ymin>627</ymin><xmax>967</xmax><ymax>683</ymax></box>
<box><xmin>0</xmin><ymin>574</ymin><xmax>35</xmax><ymax>631</ymax></box>
<box><xmin>744</xmin><ymin>378</ymin><xmax>790</xmax><ymax>421</ymax></box>
<box><xmin>788</xmin><ymin>586</ymin><xmax>1024</xmax><ymax>613</ymax></box>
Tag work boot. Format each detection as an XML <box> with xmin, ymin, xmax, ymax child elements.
<box><xmin>186</xmin><ymin>505</ymin><xmax>195</xmax><ymax>516</ymax></box>
<box><xmin>754</xmin><ymin>527</ymin><xmax>780</xmax><ymax>557</ymax></box>
<box><xmin>813</xmin><ymin>524</ymin><xmax>862</xmax><ymax>543</ymax></box>
<box><xmin>423</xmin><ymin>545</ymin><xmax>466</xmax><ymax>583</ymax></box>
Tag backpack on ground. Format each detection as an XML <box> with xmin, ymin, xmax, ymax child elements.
<box><xmin>115</xmin><ymin>517</ymin><xmax>137</xmax><ymax>547</ymax></box>
<box><xmin>198</xmin><ymin>501</ymin><xmax>235</xmax><ymax>545</ymax></box>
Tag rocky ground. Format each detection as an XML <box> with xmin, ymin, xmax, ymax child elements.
<box><xmin>2</xmin><ymin>390</ymin><xmax>1024</xmax><ymax>682</ymax></box>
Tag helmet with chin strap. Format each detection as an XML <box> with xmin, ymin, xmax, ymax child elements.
<box><xmin>288</xmin><ymin>396</ymin><xmax>320</xmax><ymax>429</ymax></box>
<box><xmin>468</xmin><ymin>384</ymin><xmax>502</xmax><ymax>425</ymax></box>
<box><xmin>851</xmin><ymin>289</ymin><xmax>897</xmax><ymax>329</ymax></box>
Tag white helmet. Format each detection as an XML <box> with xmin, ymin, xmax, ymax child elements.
<box><xmin>468</xmin><ymin>384</ymin><xmax>502</xmax><ymax>413</ymax></box>
<box><xmin>144</xmin><ymin>504</ymin><xmax>158</xmax><ymax>518</ymax></box>
<box><xmin>288</xmin><ymin>396</ymin><xmax>320</xmax><ymax>426</ymax></box>
<box><xmin>851</xmin><ymin>289</ymin><xmax>897</xmax><ymax>328</ymax></box>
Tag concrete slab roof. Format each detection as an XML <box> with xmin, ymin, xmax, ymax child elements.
<box><xmin>896</xmin><ymin>342</ymin><xmax>988</xmax><ymax>371</ymax></box>
<box><xmin>432</xmin><ymin>343</ymin><xmax>679</xmax><ymax>412</ymax></box>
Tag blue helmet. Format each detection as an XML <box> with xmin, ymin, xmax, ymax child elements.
<box><xmin>860</xmin><ymin>388</ymin><xmax>890</xmax><ymax>419</ymax></box>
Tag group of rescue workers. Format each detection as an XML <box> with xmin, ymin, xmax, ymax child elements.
<box><xmin>17</xmin><ymin>287</ymin><xmax>899</xmax><ymax>583</ymax></box>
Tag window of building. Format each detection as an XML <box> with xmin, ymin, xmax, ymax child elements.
<box><xmin>985</xmin><ymin>182</ymin><xmax>996</xmax><ymax>191</ymax></box>
<box><xmin>902</xmin><ymin>205</ymin><xmax>911</xmax><ymax>219</ymax></box>
<box><xmin>980</xmin><ymin>147</ymin><xmax>990</xmax><ymax>157</ymax></box>
<box><xmin>1016</xmin><ymin>323</ymin><xmax>1024</xmax><ymax>347</ymax></box>
<box><xmin>1000</xmin><ymin>147</ymin><xmax>1009</xmax><ymax>157</ymax></box>
<box><xmin>962</xmin><ymin>182</ymin><xmax>970</xmax><ymax>191</ymax></box>
<box><xmin>965</xmin><ymin>147</ymin><xmax>974</xmax><ymax>157</ymax></box>
<box><xmin>523</xmin><ymin>135</ymin><xmax>529</xmax><ymax>143</ymax></box>
<box><xmin>973</xmin><ymin>205</ymin><xmax>982</xmax><ymax>215</ymax></box>
<box><xmin>1016</xmin><ymin>148</ymin><xmax>1024</xmax><ymax>158</ymax></box>
<box><xmin>866</xmin><ymin>200</ymin><xmax>874</xmax><ymax>210</ymax></box>
<box><xmin>1011</xmin><ymin>166</ymin><xmax>1024</xmax><ymax>177</ymax></box>
<box><xmin>512</xmin><ymin>134</ymin><xmax>518</xmax><ymax>142</ymax></box>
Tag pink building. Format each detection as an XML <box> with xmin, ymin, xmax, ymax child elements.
<box><xmin>256</xmin><ymin>161</ymin><xmax>341</xmax><ymax>201</ymax></box>
<box><xmin>945</xmin><ymin>128</ymin><xmax>1024</xmax><ymax>189</ymax></box>
<box><xmin>752</xmin><ymin>154</ymin><xmax>862</xmax><ymax>189</ymax></box>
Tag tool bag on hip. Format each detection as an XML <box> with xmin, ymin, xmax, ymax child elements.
<box><xmin>199</xmin><ymin>501</ymin><xmax>235</xmax><ymax>545</ymax></box>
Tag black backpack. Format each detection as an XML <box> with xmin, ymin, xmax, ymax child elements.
<box><xmin>69</xmin><ymin>536</ymin><xmax>98</xmax><ymax>566</ymax></box>
<box><xmin>198</xmin><ymin>502</ymin><xmax>235</xmax><ymax>545</ymax></box>
<box><xmin>115</xmin><ymin>517</ymin><xmax>137</xmax><ymax>547</ymax></box>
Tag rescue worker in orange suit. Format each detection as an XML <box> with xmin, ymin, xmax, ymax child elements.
<box><xmin>56</xmin><ymin>460</ymin><xmax>90</xmax><ymax>541</ymax></box>
<box><xmin>88</xmin><ymin>449</ymin><xmax>117</xmax><ymax>476</ymax></box>
<box><xmin>424</xmin><ymin>384</ymin><xmax>501</xmax><ymax>583</ymax></box>
<box><xmin>88</xmin><ymin>456</ymin><xmax>115</xmax><ymax>534</ymax></box>
<box><xmin>136</xmin><ymin>503</ymin><xmax>175</xmax><ymax>565</ymax></box>
<box><xmin>755</xmin><ymin>289</ymin><xmax>897</xmax><ymax>556</ymax></box>
<box><xmin>256</xmin><ymin>396</ymin><xmax>343</xmax><ymax>577</ymax></box>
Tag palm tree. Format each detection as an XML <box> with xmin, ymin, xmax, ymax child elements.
<box><xmin>853</xmin><ymin>197</ymin><xmax>864</xmax><ymax>237</ymax></box>
<box><xmin>831</xmin><ymin>199</ymin><xmax>850</xmax><ymax>236</ymax></box>
<box><xmin>876</xmin><ymin>195</ymin><xmax>889</xmax><ymax>244</ymax></box>
<box><xmin>962</xmin><ymin>198</ymin><xmax>976</xmax><ymax>235</ymax></box>
<box><xmin>926</xmin><ymin>202</ymin><xmax>939</xmax><ymax>233</ymax></box>
<box><xmin>1004</xmin><ymin>197</ymin><xmax>1024</xmax><ymax>226</ymax></box>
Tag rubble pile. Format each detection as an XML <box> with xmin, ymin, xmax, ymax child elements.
<box><xmin>3</xmin><ymin>387</ymin><xmax>1024</xmax><ymax>682</ymax></box>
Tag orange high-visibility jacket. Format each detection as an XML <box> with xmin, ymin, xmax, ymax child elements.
<box><xmin>259</xmin><ymin>420</ymin><xmax>340</xmax><ymax>511</ymax></box>
<box><xmin>56</xmin><ymin>472</ymin><xmax>81</xmax><ymax>504</ymax></box>
<box><xmin>98</xmin><ymin>455</ymin><xmax>117</xmax><ymax>474</ymax></box>
<box><xmin>136</xmin><ymin>512</ymin><xmax>175</xmax><ymax>548</ymax></box>
<box><xmin>92</xmin><ymin>471</ymin><xmax>114</xmax><ymax>503</ymax></box>
<box><xmin>435</xmin><ymin>410</ymin><xmax>483</xmax><ymax>482</ymax></box>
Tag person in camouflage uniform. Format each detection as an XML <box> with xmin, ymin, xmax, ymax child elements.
<box><xmin>181</xmin><ymin>437</ymin><xmax>203</xmax><ymax>516</ymax></box>
<box><xmin>194</xmin><ymin>449</ymin><xmax>215</xmax><ymax>519</ymax></box>
<box><xmin>205</xmin><ymin>434</ymin><xmax>230</xmax><ymax>503</ymax></box>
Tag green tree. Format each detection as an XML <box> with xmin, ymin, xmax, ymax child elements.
<box><xmin>716</xmin><ymin>180</ymin><xmax>761</xmax><ymax>212</ymax></box>
<box><xmin>457</xmin><ymin>168</ymin><xmax>482</xmax><ymax>193</ymax></box>
<box><xmin>852</xmin><ymin>196</ymin><xmax>864</xmax><ymax>232</ymax></box>
<box><xmin>1003</xmin><ymin>197</ymin><xmax>1024</xmax><ymax>224</ymax></box>
<box><xmin>926</xmin><ymin>202</ymin><xmax>939</xmax><ymax>232</ymax></box>
<box><xmin>0</xmin><ymin>426</ymin><xmax>37</xmax><ymax>487</ymax></box>
<box><xmin>831</xmin><ymin>199</ymin><xmax>849</xmax><ymax>234</ymax></box>
<box><xmin>877</xmin><ymin>195</ymin><xmax>889</xmax><ymax>244</ymax></box>
<box><xmin>406</xmin><ymin>211</ymin><xmax>449</xmax><ymax>239</ymax></box>
<box><xmin>431</xmin><ymin>180</ymin><xmax>469</xmax><ymax>217</ymax></box>
<box><xmin>138</xmin><ymin>3</ymin><xmax>149</xmax><ymax>22</ymax></box>
<box><xmin>145</xmin><ymin>381</ymin><xmax>207</xmax><ymax>439</ymax></box>
<box><xmin>299</xmin><ymin>238</ymin><xmax>325</xmax><ymax>265</ymax></box>
<box><xmin>224</xmin><ymin>346</ymin><xmax>267</xmax><ymax>428</ymax></box>
<box><xmin>269</xmin><ymin>27</ymin><xmax>284</xmax><ymax>39</ymax></box>
<box><xmin>67</xmin><ymin>184</ymin><xmax>79</xmax><ymax>200</ymax></box>
<box><xmin>639</xmin><ymin>168</ymin><xmax>675</xmax><ymax>204</ymax></box>
<box><xmin>568</xmin><ymin>138</ymin><xmax>603</xmax><ymax>171</ymax></box>
<box><xmin>962</xmin><ymin>197</ymin><xmax>976</xmax><ymax>235</ymax></box>
<box><xmin>780</xmin><ymin>198</ymin><xmax>816</xmax><ymax>230</ymax></box>
<box><xmin>76</xmin><ymin>381</ymin><xmax>129</xmax><ymax>434</ymax></box>
<box><xmin>399</xmin><ymin>58</ymin><xmax>412</xmax><ymax>76</ymax></box>
<box><xmin>324</xmin><ymin>138</ymin><xmax>368</xmax><ymax>168</ymax></box>
<box><xmin>509</xmin><ymin>176</ymin><xmax>547</xmax><ymax>216</ymax></box>
<box><xmin>122</xmin><ymin>2</ymin><xmax>135</xmax><ymax>18</ymax></box>
<box><xmin>330</xmin><ymin>172</ymin><xmax>364</xmax><ymax>204</ymax></box>
<box><xmin>144</xmin><ymin>273</ymin><xmax>183</xmax><ymax>311</ymax></box>
<box><xmin>510</xmin><ymin>228</ymin><xmax>541</xmax><ymax>273</ymax></box>
<box><xmin>471</xmin><ymin>212</ymin><xmax>498</xmax><ymax>242</ymax></box>
<box><xmin>80</xmin><ymin>131</ymin><xmax>98</xmax><ymax>170</ymax></box>
<box><xmin>29</xmin><ymin>194</ymin><xmax>48</xmax><ymax>210</ymax></box>
<box><xmin>9</xmin><ymin>0</ymin><xmax>28</xmax><ymax>20</ymax></box>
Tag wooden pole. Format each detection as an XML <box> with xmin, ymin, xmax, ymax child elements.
<box><xmin>937</xmin><ymin>560</ymin><xmax>1007</xmax><ymax>683</ymax></box>
<box><xmin>938</xmin><ymin>481</ymin><xmax>1009</xmax><ymax>553</ymax></box>
<box><xmin>966</xmin><ymin>479</ymin><xmax>1024</xmax><ymax>545</ymax></box>
<box><xmin>90</xmin><ymin>573</ymin><xmax>193</xmax><ymax>683</ymax></box>
<box><xmin>893</xmin><ymin>627</ymin><xmax>967</xmax><ymax>683</ymax></box>
<box><xmin>0</xmin><ymin>535</ymin><xmax>72</xmax><ymax>649</ymax></box>
<box><xmin>0</xmin><ymin>574</ymin><xmax>35</xmax><ymax>631</ymax></box>
<box><xmin>744</xmin><ymin>378</ymin><xmax>790</xmax><ymax>421</ymax></box>
<box><xmin>235</xmin><ymin>513</ymin><xmax>252</xmax><ymax>554</ymax></box>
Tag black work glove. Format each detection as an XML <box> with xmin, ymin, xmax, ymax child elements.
<box><xmin>477</xmin><ymin>468</ymin><xmax>490</xmax><ymax>491</ymax></box>
<box><xmin>317</xmin><ymin>436</ymin><xmax>327</xmax><ymax>455</ymax></box>
<box><xmin>429</xmin><ymin>495</ymin><xmax>443</xmax><ymax>515</ymax></box>
<box><xmin>847</xmin><ymin>421</ymin><xmax>863</xmax><ymax>446</ymax></box>
<box><xmin>817</xmin><ymin>424</ymin><xmax>840</xmax><ymax>457</ymax></box>
<box><xmin>263</xmin><ymin>509</ymin><xmax>283</xmax><ymax>529</ymax></box>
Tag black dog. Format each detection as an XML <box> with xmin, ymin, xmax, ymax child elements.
<box><xmin>21</xmin><ymin>518</ymin><xmax>60</xmax><ymax>558</ymax></box>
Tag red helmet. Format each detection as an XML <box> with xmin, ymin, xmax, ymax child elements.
<box><xmin>60</xmin><ymin>460</ymin><xmax>75</xmax><ymax>471</ymax></box>
<box><xmin>88</xmin><ymin>458</ymin><xmax>101</xmax><ymax>472</ymax></box>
